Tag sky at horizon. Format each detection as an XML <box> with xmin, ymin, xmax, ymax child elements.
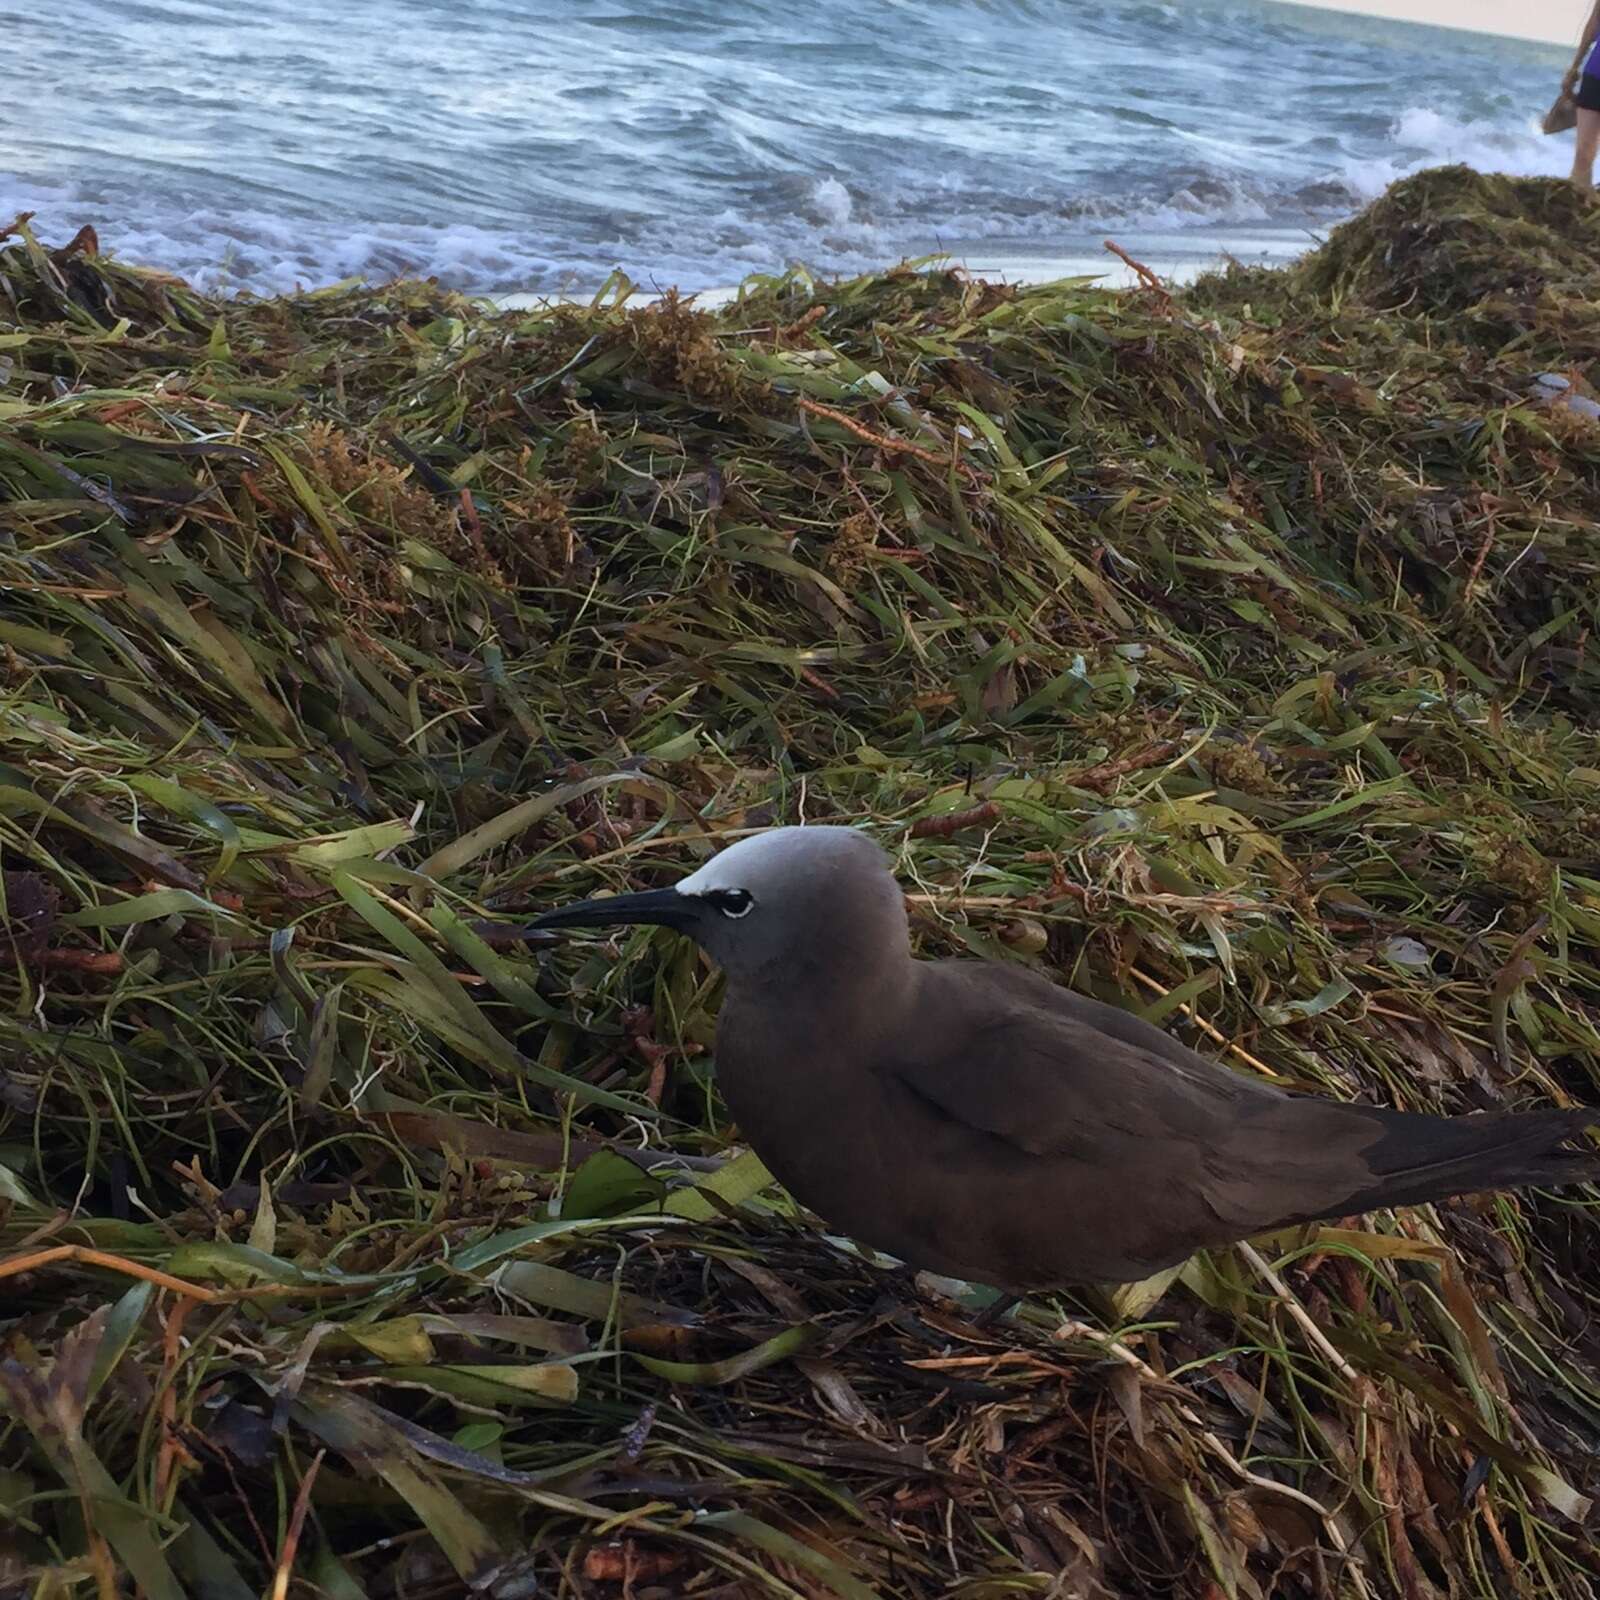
<box><xmin>1291</xmin><ymin>0</ymin><xmax>1578</xmax><ymax>46</ymax></box>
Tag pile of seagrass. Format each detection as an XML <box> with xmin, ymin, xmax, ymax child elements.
<box><xmin>2</xmin><ymin>164</ymin><xmax>1600</xmax><ymax>1598</ymax></box>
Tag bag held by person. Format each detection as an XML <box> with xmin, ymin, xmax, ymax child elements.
<box><xmin>1545</xmin><ymin>88</ymin><xmax>1578</xmax><ymax>134</ymax></box>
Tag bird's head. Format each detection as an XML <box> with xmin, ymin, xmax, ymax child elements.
<box><xmin>529</xmin><ymin>825</ymin><xmax>907</xmax><ymax>983</ymax></box>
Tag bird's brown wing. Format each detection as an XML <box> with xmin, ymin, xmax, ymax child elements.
<box><xmin>894</xmin><ymin>962</ymin><xmax>1599</xmax><ymax>1261</ymax></box>
<box><xmin>873</xmin><ymin>974</ymin><xmax>1311</xmax><ymax>1279</ymax></box>
<box><xmin>896</xmin><ymin>961</ymin><xmax>1285</xmax><ymax>1161</ymax></box>
<box><xmin>935</xmin><ymin>958</ymin><xmax>1275</xmax><ymax>1086</ymax></box>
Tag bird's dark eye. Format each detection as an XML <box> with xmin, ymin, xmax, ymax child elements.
<box><xmin>707</xmin><ymin>888</ymin><xmax>754</xmax><ymax>919</ymax></box>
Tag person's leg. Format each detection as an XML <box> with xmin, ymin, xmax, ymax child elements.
<box><xmin>1574</xmin><ymin>107</ymin><xmax>1600</xmax><ymax>188</ymax></box>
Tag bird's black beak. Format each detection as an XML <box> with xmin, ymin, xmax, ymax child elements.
<box><xmin>528</xmin><ymin>887</ymin><xmax>700</xmax><ymax>936</ymax></box>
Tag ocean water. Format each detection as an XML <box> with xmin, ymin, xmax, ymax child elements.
<box><xmin>0</xmin><ymin>0</ymin><xmax>1570</xmax><ymax>297</ymax></box>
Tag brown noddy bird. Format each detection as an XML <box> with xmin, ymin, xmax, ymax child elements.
<box><xmin>531</xmin><ymin>826</ymin><xmax>1600</xmax><ymax>1289</ymax></box>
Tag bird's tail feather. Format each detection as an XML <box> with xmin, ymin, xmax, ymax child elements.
<box><xmin>1342</xmin><ymin>1104</ymin><xmax>1600</xmax><ymax>1215</ymax></box>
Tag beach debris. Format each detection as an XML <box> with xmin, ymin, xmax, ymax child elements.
<box><xmin>2</xmin><ymin>169</ymin><xmax>1600</xmax><ymax>1597</ymax></box>
<box><xmin>1529</xmin><ymin>371</ymin><xmax>1600</xmax><ymax>421</ymax></box>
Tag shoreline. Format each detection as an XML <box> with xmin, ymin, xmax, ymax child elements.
<box><xmin>494</xmin><ymin>222</ymin><xmax>1321</xmax><ymax>310</ymax></box>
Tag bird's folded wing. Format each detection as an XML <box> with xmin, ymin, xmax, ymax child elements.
<box><xmin>887</xmin><ymin>992</ymin><xmax>1260</xmax><ymax>1162</ymax></box>
<box><xmin>885</xmin><ymin>997</ymin><xmax>1391</xmax><ymax>1238</ymax></box>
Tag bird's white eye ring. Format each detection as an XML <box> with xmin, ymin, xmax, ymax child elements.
<box><xmin>709</xmin><ymin>888</ymin><xmax>754</xmax><ymax>918</ymax></box>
